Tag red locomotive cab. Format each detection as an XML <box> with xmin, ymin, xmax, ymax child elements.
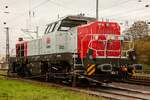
<box><xmin>16</xmin><ymin>40</ymin><xmax>28</xmax><ymax>58</ymax></box>
<box><xmin>78</xmin><ymin>21</ymin><xmax>122</xmax><ymax>59</ymax></box>
<box><xmin>16</xmin><ymin>43</ymin><xmax>19</xmax><ymax>57</ymax></box>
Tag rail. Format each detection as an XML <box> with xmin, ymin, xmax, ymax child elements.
<box><xmin>95</xmin><ymin>85</ymin><xmax>150</xmax><ymax>100</ymax></box>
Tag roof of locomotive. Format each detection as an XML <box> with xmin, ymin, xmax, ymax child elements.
<box><xmin>78</xmin><ymin>21</ymin><xmax>120</xmax><ymax>28</ymax></box>
<box><xmin>46</xmin><ymin>15</ymin><xmax>97</xmax><ymax>25</ymax></box>
<box><xmin>64</xmin><ymin>15</ymin><xmax>96</xmax><ymax>22</ymax></box>
<box><xmin>16</xmin><ymin>40</ymin><xmax>28</xmax><ymax>45</ymax></box>
<box><xmin>16</xmin><ymin>15</ymin><xmax>97</xmax><ymax>44</ymax></box>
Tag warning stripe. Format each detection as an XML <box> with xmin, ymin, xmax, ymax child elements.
<box><xmin>87</xmin><ymin>64</ymin><xmax>95</xmax><ymax>72</ymax></box>
<box><xmin>88</xmin><ymin>68</ymin><xmax>95</xmax><ymax>76</ymax></box>
<box><xmin>87</xmin><ymin>64</ymin><xmax>95</xmax><ymax>76</ymax></box>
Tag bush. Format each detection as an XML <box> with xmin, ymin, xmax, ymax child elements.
<box><xmin>134</xmin><ymin>36</ymin><xmax>150</xmax><ymax>65</ymax></box>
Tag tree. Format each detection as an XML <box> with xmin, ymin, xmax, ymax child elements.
<box><xmin>125</xmin><ymin>21</ymin><xmax>149</xmax><ymax>39</ymax></box>
<box><xmin>134</xmin><ymin>37</ymin><xmax>150</xmax><ymax>65</ymax></box>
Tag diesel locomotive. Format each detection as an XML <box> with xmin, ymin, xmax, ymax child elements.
<box><xmin>8</xmin><ymin>15</ymin><xmax>135</xmax><ymax>85</ymax></box>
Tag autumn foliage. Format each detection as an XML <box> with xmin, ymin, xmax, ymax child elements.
<box><xmin>134</xmin><ymin>37</ymin><xmax>150</xmax><ymax>65</ymax></box>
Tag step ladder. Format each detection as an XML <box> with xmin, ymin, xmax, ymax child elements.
<box><xmin>73</xmin><ymin>53</ymin><xmax>84</xmax><ymax>72</ymax></box>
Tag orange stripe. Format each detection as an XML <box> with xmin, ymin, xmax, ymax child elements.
<box><xmin>87</xmin><ymin>64</ymin><xmax>95</xmax><ymax>72</ymax></box>
<box><xmin>88</xmin><ymin>68</ymin><xmax>95</xmax><ymax>76</ymax></box>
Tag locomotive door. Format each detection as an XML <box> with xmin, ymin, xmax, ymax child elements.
<box><xmin>56</xmin><ymin>32</ymin><xmax>67</xmax><ymax>53</ymax></box>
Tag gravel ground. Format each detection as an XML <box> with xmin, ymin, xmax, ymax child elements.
<box><xmin>110</xmin><ymin>82</ymin><xmax>150</xmax><ymax>92</ymax></box>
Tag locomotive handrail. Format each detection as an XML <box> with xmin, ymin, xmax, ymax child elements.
<box><xmin>81</xmin><ymin>33</ymin><xmax>134</xmax><ymax>58</ymax></box>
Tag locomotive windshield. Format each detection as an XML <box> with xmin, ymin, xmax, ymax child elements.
<box><xmin>58</xmin><ymin>19</ymin><xmax>87</xmax><ymax>31</ymax></box>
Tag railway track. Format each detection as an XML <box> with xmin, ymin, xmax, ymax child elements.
<box><xmin>1</xmin><ymin>69</ymin><xmax>150</xmax><ymax>100</ymax></box>
<box><xmin>113</xmin><ymin>70</ymin><xmax>150</xmax><ymax>86</ymax></box>
<box><xmin>113</xmin><ymin>78</ymin><xmax>150</xmax><ymax>86</ymax></box>
<box><xmin>93</xmin><ymin>85</ymin><xmax>150</xmax><ymax>100</ymax></box>
<box><xmin>136</xmin><ymin>70</ymin><xmax>150</xmax><ymax>74</ymax></box>
<box><xmin>1</xmin><ymin>73</ymin><xmax>150</xmax><ymax>100</ymax></box>
<box><xmin>124</xmin><ymin>78</ymin><xmax>150</xmax><ymax>86</ymax></box>
<box><xmin>115</xmin><ymin>75</ymin><xmax>150</xmax><ymax>86</ymax></box>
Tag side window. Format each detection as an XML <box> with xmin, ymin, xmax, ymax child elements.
<box><xmin>44</xmin><ymin>22</ymin><xmax>58</xmax><ymax>34</ymax></box>
<box><xmin>18</xmin><ymin>43</ymin><xmax>24</xmax><ymax>57</ymax></box>
<box><xmin>48</xmin><ymin>23</ymin><xmax>57</xmax><ymax>33</ymax></box>
<box><xmin>52</xmin><ymin>22</ymin><xmax>57</xmax><ymax>32</ymax></box>
<box><xmin>45</xmin><ymin>25</ymin><xmax>52</xmax><ymax>34</ymax></box>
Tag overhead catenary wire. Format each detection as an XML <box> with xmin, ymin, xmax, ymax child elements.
<box><xmin>3</xmin><ymin>0</ymin><xmax>150</xmax><ymax>30</ymax></box>
<box><xmin>113</xmin><ymin>10</ymin><xmax>150</xmax><ymax>20</ymax></box>
<box><xmin>89</xmin><ymin>0</ymin><xmax>139</xmax><ymax>16</ymax></box>
<box><xmin>103</xmin><ymin>5</ymin><xmax>150</xmax><ymax>18</ymax></box>
<box><xmin>85</xmin><ymin>0</ymin><xmax>150</xmax><ymax>21</ymax></box>
<box><xmin>7</xmin><ymin>0</ymin><xmax>51</xmax><ymax>23</ymax></box>
<box><xmin>6</xmin><ymin>0</ymin><xmax>84</xmax><ymax>35</ymax></box>
<box><xmin>109</xmin><ymin>1</ymin><xmax>149</xmax><ymax>15</ymax></box>
<box><xmin>6</xmin><ymin>0</ymin><xmax>149</xmax><ymax>34</ymax></box>
<box><xmin>6</xmin><ymin>0</ymin><xmax>150</xmax><ymax>26</ymax></box>
<box><xmin>101</xmin><ymin>0</ymin><xmax>134</xmax><ymax>12</ymax></box>
<box><xmin>5</xmin><ymin>0</ymin><xmax>150</xmax><ymax>24</ymax></box>
<box><xmin>7</xmin><ymin>0</ymin><xmax>82</xmax><ymax>24</ymax></box>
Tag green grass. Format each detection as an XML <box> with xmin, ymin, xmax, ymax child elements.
<box><xmin>0</xmin><ymin>70</ymin><xmax>7</xmax><ymax>79</ymax></box>
<box><xmin>135</xmin><ymin>73</ymin><xmax>150</xmax><ymax>77</ymax></box>
<box><xmin>0</xmin><ymin>78</ymin><xmax>104</xmax><ymax>100</ymax></box>
<box><xmin>143</xmin><ymin>64</ymin><xmax>150</xmax><ymax>70</ymax></box>
<box><xmin>135</xmin><ymin>64</ymin><xmax>150</xmax><ymax>77</ymax></box>
<box><xmin>0</xmin><ymin>70</ymin><xmax>7</xmax><ymax>75</ymax></box>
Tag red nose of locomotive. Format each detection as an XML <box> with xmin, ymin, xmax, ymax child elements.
<box><xmin>78</xmin><ymin>21</ymin><xmax>121</xmax><ymax>60</ymax></box>
<box><xmin>77</xmin><ymin>21</ymin><xmax>121</xmax><ymax>81</ymax></box>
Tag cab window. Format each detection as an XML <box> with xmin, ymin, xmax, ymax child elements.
<box><xmin>58</xmin><ymin>19</ymin><xmax>87</xmax><ymax>31</ymax></box>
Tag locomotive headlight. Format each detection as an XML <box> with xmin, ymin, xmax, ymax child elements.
<box><xmin>107</xmin><ymin>35</ymin><xmax>111</xmax><ymax>40</ymax></box>
<box><xmin>118</xmin><ymin>36</ymin><xmax>124</xmax><ymax>40</ymax></box>
<box><xmin>111</xmin><ymin>36</ymin><xmax>116</xmax><ymax>40</ymax></box>
<box><xmin>94</xmin><ymin>35</ymin><xmax>99</xmax><ymax>40</ymax></box>
<box><xmin>111</xmin><ymin>71</ymin><xmax>116</xmax><ymax>75</ymax></box>
<box><xmin>107</xmin><ymin>35</ymin><xmax>115</xmax><ymax>40</ymax></box>
<box><xmin>106</xmin><ymin>23</ymin><xmax>110</xmax><ymax>27</ymax></box>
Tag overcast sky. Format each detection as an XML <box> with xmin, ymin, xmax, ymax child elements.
<box><xmin>0</xmin><ymin>0</ymin><xmax>150</xmax><ymax>55</ymax></box>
